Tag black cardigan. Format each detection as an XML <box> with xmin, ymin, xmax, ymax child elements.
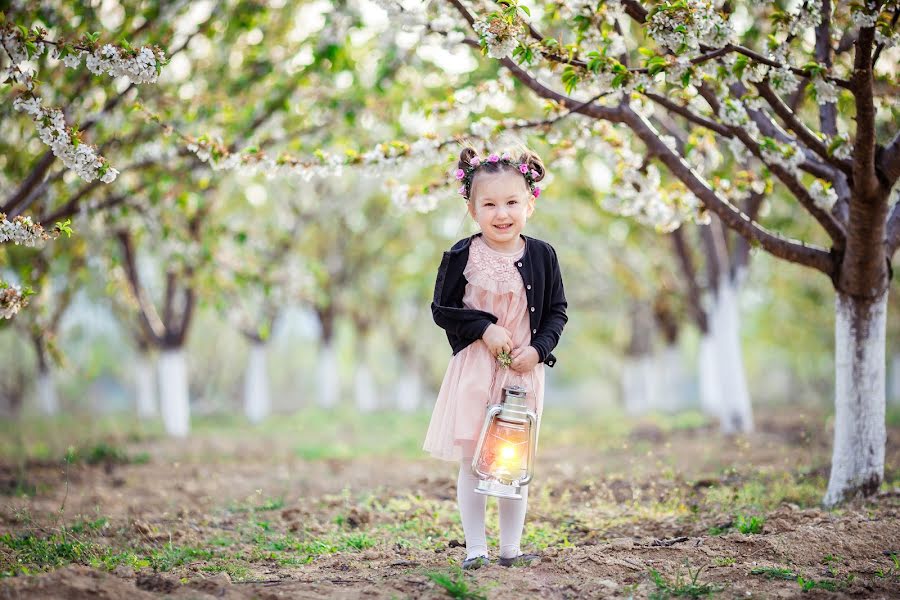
<box><xmin>431</xmin><ymin>233</ymin><xmax>568</xmax><ymax>367</ymax></box>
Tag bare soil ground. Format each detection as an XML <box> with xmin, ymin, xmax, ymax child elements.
<box><xmin>1</xmin><ymin>407</ymin><xmax>899</xmax><ymax>599</ymax></box>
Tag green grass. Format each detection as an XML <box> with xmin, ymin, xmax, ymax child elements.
<box><xmin>734</xmin><ymin>514</ymin><xmax>764</xmax><ymax>534</ymax></box>
<box><xmin>750</xmin><ymin>566</ymin><xmax>798</xmax><ymax>580</ymax></box>
<box><xmin>426</xmin><ymin>569</ymin><xmax>488</xmax><ymax>600</ymax></box>
<box><xmin>648</xmin><ymin>565</ymin><xmax>722</xmax><ymax>598</ymax></box>
<box><xmin>148</xmin><ymin>543</ymin><xmax>216</xmax><ymax>571</ymax></box>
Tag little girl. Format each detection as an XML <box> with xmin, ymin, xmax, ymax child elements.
<box><xmin>424</xmin><ymin>144</ymin><xmax>568</xmax><ymax>569</ymax></box>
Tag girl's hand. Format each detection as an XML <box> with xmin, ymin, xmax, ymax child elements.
<box><xmin>482</xmin><ymin>324</ymin><xmax>513</xmax><ymax>356</ymax></box>
<box><xmin>510</xmin><ymin>346</ymin><xmax>540</xmax><ymax>373</ymax></box>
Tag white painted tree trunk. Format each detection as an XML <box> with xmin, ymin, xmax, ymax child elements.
<box><xmin>244</xmin><ymin>341</ymin><xmax>270</xmax><ymax>423</ymax></box>
<box><xmin>657</xmin><ymin>344</ymin><xmax>689</xmax><ymax>412</ymax></box>
<box><xmin>698</xmin><ymin>334</ymin><xmax>720</xmax><ymax>419</ymax></box>
<box><xmin>396</xmin><ymin>370</ymin><xmax>422</xmax><ymax>412</ymax></box>
<box><xmin>135</xmin><ymin>353</ymin><xmax>157</xmax><ymax>418</ymax></box>
<box><xmin>712</xmin><ymin>281</ymin><xmax>753</xmax><ymax>433</ymax></box>
<box><xmin>317</xmin><ymin>340</ymin><xmax>340</xmax><ymax>408</ymax></box>
<box><xmin>158</xmin><ymin>348</ymin><xmax>190</xmax><ymax>437</ymax></box>
<box><xmin>622</xmin><ymin>354</ymin><xmax>657</xmax><ymax>415</ymax></box>
<box><xmin>354</xmin><ymin>362</ymin><xmax>378</xmax><ymax>413</ymax></box>
<box><xmin>824</xmin><ymin>291</ymin><xmax>887</xmax><ymax>507</ymax></box>
<box><xmin>36</xmin><ymin>370</ymin><xmax>58</xmax><ymax>416</ymax></box>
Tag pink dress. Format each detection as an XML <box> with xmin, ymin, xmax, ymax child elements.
<box><xmin>424</xmin><ymin>236</ymin><xmax>545</xmax><ymax>462</ymax></box>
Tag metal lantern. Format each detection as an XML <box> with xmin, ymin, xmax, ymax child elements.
<box><xmin>471</xmin><ymin>384</ymin><xmax>537</xmax><ymax>499</ymax></box>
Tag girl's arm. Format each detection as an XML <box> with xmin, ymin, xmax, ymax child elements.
<box><xmin>431</xmin><ymin>251</ymin><xmax>498</xmax><ymax>340</ymax></box>
<box><xmin>530</xmin><ymin>246</ymin><xmax>568</xmax><ymax>364</ymax></box>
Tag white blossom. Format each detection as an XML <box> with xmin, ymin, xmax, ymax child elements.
<box><xmin>0</xmin><ymin>283</ymin><xmax>28</xmax><ymax>319</ymax></box>
<box><xmin>813</xmin><ymin>76</ymin><xmax>838</xmax><ymax>103</ymax></box>
<box><xmin>851</xmin><ymin>3</ymin><xmax>879</xmax><ymax>28</ymax></box>
<box><xmin>647</xmin><ymin>0</ymin><xmax>734</xmax><ymax>55</ymax></box>
<box><xmin>769</xmin><ymin>65</ymin><xmax>800</xmax><ymax>95</ymax></box>
<box><xmin>14</xmin><ymin>96</ymin><xmax>118</xmax><ymax>183</ymax></box>
<box><xmin>473</xmin><ymin>17</ymin><xmax>519</xmax><ymax>60</ymax></box>
<box><xmin>0</xmin><ymin>214</ymin><xmax>53</xmax><ymax>246</ymax></box>
<box><xmin>809</xmin><ymin>178</ymin><xmax>838</xmax><ymax>211</ymax></box>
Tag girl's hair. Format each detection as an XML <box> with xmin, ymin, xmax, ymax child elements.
<box><xmin>457</xmin><ymin>144</ymin><xmax>546</xmax><ymax>201</ymax></box>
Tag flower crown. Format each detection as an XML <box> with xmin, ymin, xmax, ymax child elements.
<box><xmin>454</xmin><ymin>152</ymin><xmax>541</xmax><ymax>200</ymax></box>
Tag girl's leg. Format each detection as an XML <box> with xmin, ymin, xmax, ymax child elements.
<box><xmin>457</xmin><ymin>440</ymin><xmax>487</xmax><ymax>559</ymax></box>
<box><xmin>498</xmin><ymin>485</ymin><xmax>529</xmax><ymax>559</ymax></box>
<box><xmin>457</xmin><ymin>455</ymin><xmax>488</xmax><ymax>559</ymax></box>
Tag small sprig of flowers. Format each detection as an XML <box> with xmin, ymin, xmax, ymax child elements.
<box><xmin>0</xmin><ymin>213</ymin><xmax>70</xmax><ymax>246</ymax></box>
<box><xmin>0</xmin><ymin>281</ymin><xmax>33</xmax><ymax>320</ymax></box>
<box><xmin>454</xmin><ymin>152</ymin><xmax>541</xmax><ymax>200</ymax></box>
<box><xmin>497</xmin><ymin>350</ymin><xmax>513</xmax><ymax>369</ymax></box>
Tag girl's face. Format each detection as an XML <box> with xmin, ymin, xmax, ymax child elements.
<box><xmin>467</xmin><ymin>169</ymin><xmax>535</xmax><ymax>252</ymax></box>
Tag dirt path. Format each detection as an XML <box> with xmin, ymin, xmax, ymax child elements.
<box><xmin>1</xmin><ymin>409</ymin><xmax>898</xmax><ymax>598</ymax></box>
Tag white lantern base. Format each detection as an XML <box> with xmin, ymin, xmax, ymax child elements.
<box><xmin>474</xmin><ymin>479</ymin><xmax>523</xmax><ymax>499</ymax></box>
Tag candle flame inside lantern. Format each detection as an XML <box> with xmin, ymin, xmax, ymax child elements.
<box><xmin>476</xmin><ymin>419</ymin><xmax>529</xmax><ymax>483</ymax></box>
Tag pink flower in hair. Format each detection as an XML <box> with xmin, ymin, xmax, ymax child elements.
<box><xmin>501</xmin><ymin>152</ymin><xmax>511</xmax><ymax>160</ymax></box>
<box><xmin>487</xmin><ymin>154</ymin><xmax>500</xmax><ymax>163</ymax></box>
<box><xmin>454</xmin><ymin>168</ymin><xmax>465</xmax><ymax>180</ymax></box>
<box><xmin>458</xmin><ymin>185</ymin><xmax>467</xmax><ymax>196</ymax></box>
<box><xmin>530</xmin><ymin>169</ymin><xmax>539</xmax><ymax>179</ymax></box>
<box><xmin>533</xmin><ymin>187</ymin><xmax>541</xmax><ymax>198</ymax></box>
<box><xmin>470</xmin><ymin>156</ymin><xmax>481</xmax><ymax>167</ymax></box>
<box><xmin>519</xmin><ymin>163</ymin><xmax>529</xmax><ymax>174</ymax></box>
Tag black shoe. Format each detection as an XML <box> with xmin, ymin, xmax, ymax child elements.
<box><xmin>461</xmin><ymin>555</ymin><xmax>490</xmax><ymax>570</ymax></box>
<box><xmin>498</xmin><ymin>553</ymin><xmax>541</xmax><ymax>568</ymax></box>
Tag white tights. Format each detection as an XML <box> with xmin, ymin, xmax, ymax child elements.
<box><xmin>457</xmin><ymin>456</ymin><xmax>529</xmax><ymax>560</ymax></box>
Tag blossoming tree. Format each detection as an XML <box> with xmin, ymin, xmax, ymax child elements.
<box><xmin>373</xmin><ymin>0</ymin><xmax>899</xmax><ymax>506</ymax></box>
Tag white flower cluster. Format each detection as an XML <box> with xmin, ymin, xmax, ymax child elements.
<box><xmin>788</xmin><ymin>0</ymin><xmax>823</xmax><ymax>35</ymax></box>
<box><xmin>760</xmin><ymin>139</ymin><xmax>805</xmax><ymax>176</ymax></box>
<box><xmin>184</xmin><ymin>134</ymin><xmax>444</xmax><ymax>183</ymax></box>
<box><xmin>647</xmin><ymin>0</ymin><xmax>734</xmax><ymax>54</ymax></box>
<box><xmin>851</xmin><ymin>3</ymin><xmax>880</xmax><ymax>28</ymax></box>
<box><xmin>0</xmin><ymin>214</ymin><xmax>51</xmax><ymax>246</ymax></box>
<box><xmin>575</xmin><ymin>121</ymin><xmax>706</xmax><ymax>231</ymax></box>
<box><xmin>388</xmin><ymin>182</ymin><xmax>448</xmax><ymax>213</ymax></box>
<box><xmin>0</xmin><ymin>283</ymin><xmax>28</xmax><ymax>319</ymax></box>
<box><xmin>768</xmin><ymin>65</ymin><xmax>800</xmax><ymax>95</ymax></box>
<box><xmin>2</xmin><ymin>27</ymin><xmax>164</xmax><ymax>87</ymax></box>
<box><xmin>68</xmin><ymin>45</ymin><xmax>165</xmax><ymax>84</ymax></box>
<box><xmin>875</xmin><ymin>28</ymin><xmax>900</xmax><ymax>48</ymax></box>
<box><xmin>473</xmin><ymin>17</ymin><xmax>519</xmax><ymax>60</ymax></box>
<box><xmin>829</xmin><ymin>134</ymin><xmax>853</xmax><ymax>160</ymax></box>
<box><xmin>13</xmin><ymin>96</ymin><xmax>119</xmax><ymax>183</ymax></box>
<box><xmin>812</xmin><ymin>75</ymin><xmax>838</xmax><ymax>103</ymax></box>
<box><xmin>809</xmin><ymin>178</ymin><xmax>838</xmax><ymax>211</ymax></box>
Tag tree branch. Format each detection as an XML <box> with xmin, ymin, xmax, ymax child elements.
<box><xmin>670</xmin><ymin>226</ymin><xmax>708</xmax><ymax>333</ymax></box>
<box><xmin>621</xmin><ymin>106</ymin><xmax>835</xmax><ymax>275</ymax></box>
<box><xmin>116</xmin><ymin>231</ymin><xmax>166</xmax><ymax>345</ymax></box>
<box><xmin>755</xmin><ymin>81</ymin><xmax>852</xmax><ymax>175</ymax></box>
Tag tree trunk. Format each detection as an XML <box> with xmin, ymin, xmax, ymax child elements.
<box><xmin>698</xmin><ymin>332</ymin><xmax>721</xmax><ymax>419</ymax></box>
<box><xmin>135</xmin><ymin>351</ymin><xmax>157</xmax><ymax>418</ymax></box>
<box><xmin>623</xmin><ymin>301</ymin><xmax>656</xmax><ymax>415</ymax></box>
<box><xmin>244</xmin><ymin>340</ymin><xmax>270</xmax><ymax>423</ymax></box>
<box><xmin>36</xmin><ymin>368</ymin><xmax>58</xmax><ymax>416</ymax></box>
<box><xmin>396</xmin><ymin>369</ymin><xmax>422</xmax><ymax>412</ymax></box>
<box><xmin>711</xmin><ymin>280</ymin><xmax>754</xmax><ymax>433</ymax></box>
<box><xmin>657</xmin><ymin>343</ymin><xmax>689</xmax><ymax>412</ymax></box>
<box><xmin>354</xmin><ymin>361</ymin><xmax>378</xmax><ymax>413</ymax></box>
<box><xmin>317</xmin><ymin>339</ymin><xmax>340</xmax><ymax>408</ymax></box>
<box><xmin>158</xmin><ymin>348</ymin><xmax>190</xmax><ymax>437</ymax></box>
<box><xmin>824</xmin><ymin>291</ymin><xmax>887</xmax><ymax>507</ymax></box>
<box><xmin>622</xmin><ymin>353</ymin><xmax>657</xmax><ymax>415</ymax></box>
